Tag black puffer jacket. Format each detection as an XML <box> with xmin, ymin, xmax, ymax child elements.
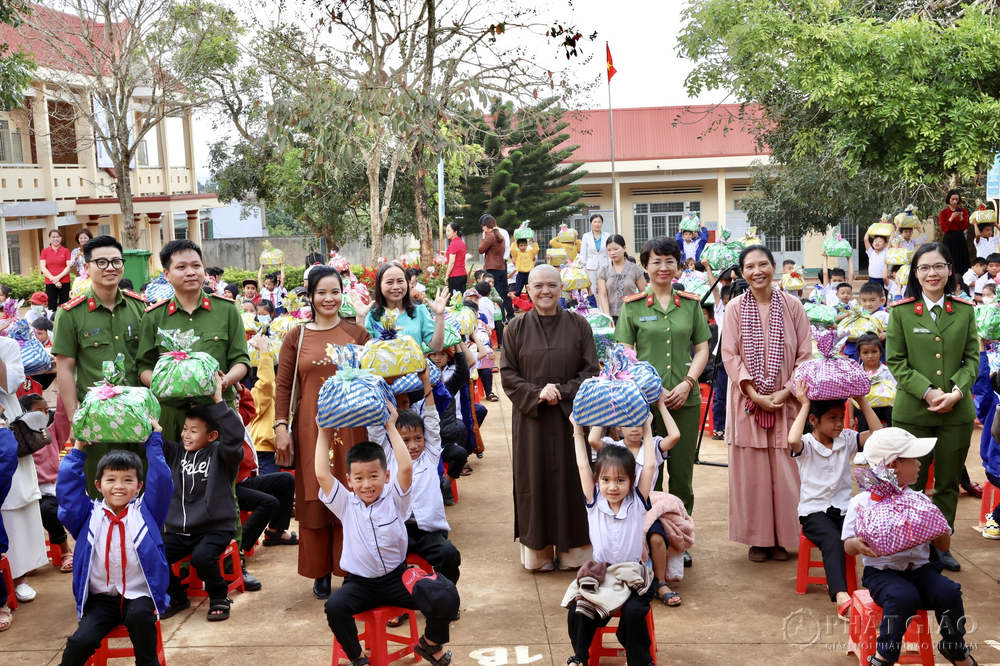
<box><xmin>438</xmin><ymin>349</ymin><xmax>470</xmax><ymax>449</ymax></box>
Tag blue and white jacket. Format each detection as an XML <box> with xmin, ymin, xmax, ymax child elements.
<box><xmin>57</xmin><ymin>434</ymin><xmax>174</xmax><ymax>617</ymax></box>
<box><xmin>972</xmin><ymin>352</ymin><xmax>1000</xmax><ymax>479</ymax></box>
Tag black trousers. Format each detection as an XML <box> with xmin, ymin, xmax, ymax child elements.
<box><xmin>441</xmin><ymin>443</ymin><xmax>469</xmax><ymax>480</ymax></box>
<box><xmin>39</xmin><ymin>494</ymin><xmax>68</xmax><ymax>545</ymax></box>
<box><xmin>325</xmin><ymin>563</ymin><xmax>460</xmax><ymax>660</ymax></box>
<box><xmin>480</xmin><ymin>367</ymin><xmax>494</xmax><ymax>396</ymax></box>
<box><xmin>487</xmin><ymin>269</ymin><xmax>512</xmax><ymax>320</ymax></box>
<box><xmin>857</xmin><ymin>406</ymin><xmax>893</xmax><ymax>434</ymax></box>
<box><xmin>799</xmin><ymin>507</ymin><xmax>848</xmax><ymax>601</ymax></box>
<box><xmin>46</xmin><ymin>282</ymin><xmax>70</xmax><ymax>311</ymax></box>
<box><xmin>163</xmin><ymin>530</ymin><xmax>234</xmax><ymax>603</ymax></box>
<box><xmin>863</xmin><ymin>564</ymin><xmax>967</xmax><ymax>663</ymax></box>
<box><xmin>406</xmin><ymin>523</ymin><xmax>461</xmax><ymax>584</ymax></box>
<box><xmin>235</xmin><ymin>472</ymin><xmax>295</xmax><ymax>552</ymax></box>
<box><xmin>514</xmin><ymin>271</ymin><xmax>530</xmax><ymax>298</ymax></box>
<box><xmin>60</xmin><ymin>594</ymin><xmax>159</xmax><ymax>666</ymax></box>
<box><xmin>567</xmin><ymin>585</ymin><xmax>655</xmax><ymax>665</ymax></box>
<box><xmin>447</xmin><ymin>275</ymin><xmax>467</xmax><ymax>295</ymax></box>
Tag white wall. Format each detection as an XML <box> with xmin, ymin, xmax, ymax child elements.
<box><xmin>210</xmin><ymin>203</ymin><xmax>265</xmax><ymax>239</ymax></box>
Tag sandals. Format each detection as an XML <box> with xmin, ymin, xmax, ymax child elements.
<box><xmin>938</xmin><ymin>641</ymin><xmax>978</xmax><ymax>666</ymax></box>
<box><xmin>837</xmin><ymin>598</ymin><xmax>852</xmax><ymax>619</ymax></box>
<box><xmin>159</xmin><ymin>597</ymin><xmax>191</xmax><ymax>620</ymax></box>
<box><xmin>386</xmin><ymin>613</ymin><xmax>408</xmax><ymax>628</ymax></box>
<box><xmin>414</xmin><ymin>635</ymin><xmax>452</xmax><ymax>666</ymax></box>
<box><xmin>655</xmin><ymin>582</ymin><xmax>681</xmax><ymax>607</ymax></box>
<box><xmin>461</xmin><ymin>465</ymin><xmax>473</xmax><ymax>477</ymax></box>
<box><xmin>0</xmin><ymin>605</ymin><xmax>11</xmax><ymax>632</ymax></box>
<box><xmin>486</xmin><ymin>393</ymin><xmax>499</xmax><ymax>402</ymax></box>
<box><xmin>263</xmin><ymin>530</ymin><xmax>299</xmax><ymax>546</ymax></box>
<box><xmin>60</xmin><ymin>552</ymin><xmax>74</xmax><ymax>573</ymax></box>
<box><xmin>207</xmin><ymin>598</ymin><xmax>231</xmax><ymax>622</ymax></box>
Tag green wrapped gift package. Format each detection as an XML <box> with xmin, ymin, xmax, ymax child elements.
<box><xmin>73</xmin><ymin>354</ymin><xmax>161</xmax><ymax>443</ymax></box>
<box><xmin>976</xmin><ymin>304</ymin><xmax>1000</xmax><ymax>340</ymax></box>
<box><xmin>513</xmin><ymin>221</ymin><xmax>534</xmax><ymax>240</ymax></box>
<box><xmin>804</xmin><ymin>302</ymin><xmax>837</xmax><ymax>328</ymax></box>
<box><xmin>593</xmin><ymin>326</ymin><xmax>616</xmax><ymax>363</ymax></box>
<box><xmin>701</xmin><ymin>229</ymin><xmax>742</xmax><ymax>271</ymax></box>
<box><xmin>822</xmin><ymin>231</ymin><xmax>853</xmax><ymax>257</ymax></box>
<box><xmin>150</xmin><ymin>329</ymin><xmax>221</xmax><ymax>399</ymax></box>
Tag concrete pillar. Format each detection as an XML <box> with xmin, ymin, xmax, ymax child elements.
<box><xmin>0</xmin><ymin>214</ymin><xmax>9</xmax><ymax>274</ymax></box>
<box><xmin>44</xmin><ymin>216</ymin><xmax>58</xmax><ymax>233</ymax></box>
<box><xmin>717</xmin><ymin>168</ymin><xmax>728</xmax><ymax>232</ymax></box>
<box><xmin>147</xmin><ymin>212</ymin><xmax>163</xmax><ymax>270</ymax></box>
<box><xmin>30</xmin><ymin>84</ymin><xmax>54</xmax><ymax>201</ymax></box>
<box><xmin>186</xmin><ymin>209</ymin><xmax>201</xmax><ymax>245</ymax></box>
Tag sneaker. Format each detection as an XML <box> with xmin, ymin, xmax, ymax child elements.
<box><xmin>14</xmin><ymin>583</ymin><xmax>36</xmax><ymax>602</ymax></box>
<box><xmin>984</xmin><ymin>513</ymin><xmax>1000</xmax><ymax>540</ymax></box>
<box><xmin>854</xmin><ymin>451</ymin><xmax>867</xmax><ymax>466</ymax></box>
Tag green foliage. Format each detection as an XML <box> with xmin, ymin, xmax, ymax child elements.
<box><xmin>0</xmin><ymin>269</ymin><xmax>45</xmax><ymax>300</ymax></box>
<box><xmin>221</xmin><ymin>266</ymin><xmax>306</xmax><ymax>291</ymax></box>
<box><xmin>0</xmin><ymin>0</ymin><xmax>35</xmax><ymax>111</ymax></box>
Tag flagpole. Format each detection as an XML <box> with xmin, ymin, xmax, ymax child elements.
<box><xmin>607</xmin><ymin>42</ymin><xmax>619</xmax><ymax>235</ymax></box>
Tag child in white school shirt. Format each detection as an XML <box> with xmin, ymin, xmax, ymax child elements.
<box><xmin>842</xmin><ymin>429</ymin><xmax>977</xmax><ymax>666</ymax></box>
<box><xmin>316</xmin><ymin>373</ymin><xmax>460</xmax><ymax>666</ymax></box>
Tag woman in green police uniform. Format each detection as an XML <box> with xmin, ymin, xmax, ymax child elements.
<box><xmin>615</xmin><ymin>236</ymin><xmax>710</xmax><ymax>565</ymax></box>
<box><xmin>886</xmin><ymin>242</ymin><xmax>978</xmax><ymax>572</ymax></box>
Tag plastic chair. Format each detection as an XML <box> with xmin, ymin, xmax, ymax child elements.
<box><xmin>170</xmin><ymin>539</ymin><xmax>244</xmax><ymax>598</ymax></box>
<box><xmin>588</xmin><ymin>605</ymin><xmax>657</xmax><ymax>665</ymax></box>
<box><xmin>924</xmin><ymin>461</ymin><xmax>934</xmax><ymax>494</ymax></box>
<box><xmin>847</xmin><ymin>589</ymin><xmax>933</xmax><ymax>666</ymax></box>
<box><xmin>0</xmin><ymin>554</ymin><xmax>16</xmax><ymax>611</ymax></box>
<box><xmin>980</xmin><ymin>479</ymin><xmax>999</xmax><ymax>529</ymax></box>
<box><xmin>698</xmin><ymin>383</ymin><xmax>713</xmax><ymax>432</ymax></box>
<box><xmin>331</xmin><ymin>606</ymin><xmax>420</xmax><ymax>666</ymax></box>
<box><xmin>796</xmin><ymin>531</ymin><xmax>858</xmax><ymax>595</ymax></box>
<box><xmin>46</xmin><ymin>537</ymin><xmax>63</xmax><ymax>568</ymax></box>
<box><xmin>84</xmin><ymin>621</ymin><xmax>166</xmax><ymax>666</ymax></box>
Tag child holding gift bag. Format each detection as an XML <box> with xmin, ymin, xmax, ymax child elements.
<box><xmin>788</xmin><ymin>381</ymin><xmax>882</xmax><ymax>619</ymax></box>
<box><xmin>842</xmin><ymin>429</ymin><xmax>978</xmax><ymax>666</ymax></box>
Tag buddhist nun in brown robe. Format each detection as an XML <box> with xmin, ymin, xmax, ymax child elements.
<box><xmin>500</xmin><ymin>264</ymin><xmax>600</xmax><ymax>571</ymax></box>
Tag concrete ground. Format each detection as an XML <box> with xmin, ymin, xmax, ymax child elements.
<box><xmin>4</xmin><ymin>374</ymin><xmax>1000</xmax><ymax>666</ymax></box>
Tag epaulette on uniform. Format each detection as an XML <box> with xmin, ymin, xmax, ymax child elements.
<box><xmin>60</xmin><ymin>294</ymin><xmax>87</xmax><ymax>311</ymax></box>
<box><xmin>950</xmin><ymin>296</ymin><xmax>975</xmax><ymax>306</ymax></box>
<box><xmin>144</xmin><ymin>299</ymin><xmax>170</xmax><ymax>313</ymax></box>
<box><xmin>889</xmin><ymin>297</ymin><xmax>915</xmax><ymax>307</ymax></box>
<box><xmin>622</xmin><ymin>292</ymin><xmax>646</xmax><ymax>304</ymax></box>
<box><xmin>123</xmin><ymin>289</ymin><xmax>146</xmax><ymax>302</ymax></box>
<box><xmin>677</xmin><ymin>290</ymin><xmax>701</xmax><ymax>301</ymax></box>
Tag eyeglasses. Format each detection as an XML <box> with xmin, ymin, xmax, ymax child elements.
<box><xmin>915</xmin><ymin>262</ymin><xmax>950</xmax><ymax>275</ymax></box>
<box><xmin>90</xmin><ymin>258</ymin><xmax>125</xmax><ymax>270</ymax></box>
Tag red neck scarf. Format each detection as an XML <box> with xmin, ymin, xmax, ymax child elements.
<box><xmin>104</xmin><ymin>507</ymin><xmax>129</xmax><ymax>601</ymax></box>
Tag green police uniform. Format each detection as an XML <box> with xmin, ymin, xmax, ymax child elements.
<box><xmin>615</xmin><ymin>288</ymin><xmax>711</xmax><ymax>512</ymax></box>
<box><xmin>886</xmin><ymin>294</ymin><xmax>979</xmax><ymax>528</ymax></box>
<box><xmin>52</xmin><ymin>287</ymin><xmax>146</xmax><ymax>498</ymax></box>
<box><xmin>136</xmin><ymin>293</ymin><xmax>251</xmax><ymax>442</ymax></box>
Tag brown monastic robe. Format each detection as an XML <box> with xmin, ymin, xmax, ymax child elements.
<box><xmin>500</xmin><ymin>308</ymin><xmax>600</xmax><ymax>553</ymax></box>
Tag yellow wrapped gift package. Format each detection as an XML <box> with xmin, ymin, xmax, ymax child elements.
<box><xmin>894</xmin><ymin>205</ymin><xmax>920</xmax><ymax>228</ymax></box>
<box><xmin>260</xmin><ymin>240</ymin><xmax>285</xmax><ymax>267</ymax></box>
<box><xmin>70</xmin><ymin>276</ymin><xmax>92</xmax><ymax>299</ymax></box>
<box><xmin>971</xmin><ymin>200</ymin><xmax>997</xmax><ymax>227</ymax></box>
<box><xmin>547</xmin><ymin>248</ymin><xmax>569</xmax><ymax>267</ymax></box>
<box><xmin>886</xmin><ymin>246</ymin><xmax>913</xmax><ymax>267</ymax></box>
<box><xmin>853</xmin><ymin>376</ymin><xmax>896</xmax><ymax>409</ymax></box>
<box><xmin>837</xmin><ymin>302</ymin><xmax>886</xmax><ymax>340</ymax></box>
<box><xmin>556</xmin><ymin>224</ymin><xmax>578</xmax><ymax>243</ymax></box>
<box><xmin>740</xmin><ymin>226</ymin><xmax>762</xmax><ymax>247</ymax></box>
<box><xmin>248</xmin><ymin>336</ymin><xmax>282</xmax><ymax>367</ymax></box>
<box><xmin>780</xmin><ymin>265</ymin><xmax>805</xmax><ymax>291</ymax></box>
<box><xmin>241</xmin><ymin>311</ymin><xmax>259</xmax><ymax>333</ymax></box>
<box><xmin>561</xmin><ymin>261</ymin><xmax>590</xmax><ymax>291</ymax></box>
<box><xmin>360</xmin><ymin>311</ymin><xmax>426</xmax><ymax>377</ymax></box>
<box><xmin>897</xmin><ymin>264</ymin><xmax>911</xmax><ymax>286</ymax></box>
<box><xmin>867</xmin><ymin>221</ymin><xmax>893</xmax><ymax>238</ymax></box>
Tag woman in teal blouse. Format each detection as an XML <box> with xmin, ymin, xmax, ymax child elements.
<box><xmin>353</xmin><ymin>262</ymin><xmax>449</xmax><ymax>350</ymax></box>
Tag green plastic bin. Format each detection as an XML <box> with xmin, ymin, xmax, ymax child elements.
<box><xmin>122</xmin><ymin>249</ymin><xmax>151</xmax><ymax>288</ymax></box>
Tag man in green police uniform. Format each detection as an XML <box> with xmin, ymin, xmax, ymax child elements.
<box><xmin>52</xmin><ymin>235</ymin><xmax>146</xmax><ymax>498</ymax></box>
<box><xmin>615</xmin><ymin>237</ymin><xmax>711</xmax><ymax>528</ymax></box>
<box><xmin>136</xmin><ymin>239</ymin><xmax>250</xmax><ymax>441</ymax></box>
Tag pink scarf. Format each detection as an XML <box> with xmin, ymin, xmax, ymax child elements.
<box><xmin>740</xmin><ymin>289</ymin><xmax>785</xmax><ymax>429</ymax></box>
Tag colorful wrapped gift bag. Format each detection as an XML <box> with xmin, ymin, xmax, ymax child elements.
<box><xmin>70</xmin><ymin>276</ymin><xmax>92</xmax><ymax>299</ymax></box>
<box><xmin>803</xmin><ymin>302</ymin><xmax>837</xmax><ymax>328</ymax></box>
<box><xmin>867</xmin><ymin>219</ymin><xmax>893</xmax><ymax>239</ymax></box>
<box><xmin>971</xmin><ymin>200</ymin><xmax>997</xmax><ymax>227</ymax></box>
<box><xmin>259</xmin><ymin>240</ymin><xmax>285</xmax><ymax>267</ymax></box>
<box><xmin>896</xmin><ymin>264</ymin><xmax>911</xmax><ymax>286</ymax></box>
<box><xmin>586</xmin><ymin>312</ymin><xmax>614</xmax><ymax>329</ymax></box>
<box><xmin>328</xmin><ymin>251</ymin><xmax>351</xmax><ymax>273</ymax></box>
<box><xmin>853</xmin><ymin>375</ymin><xmax>896</xmax><ymax>409</ymax></box>
<box><xmin>571</xmin><ymin>348</ymin><xmax>649</xmax><ymax>427</ymax></box>
<box><xmin>248</xmin><ymin>336</ymin><xmax>282</xmax><ymax>367</ymax></box>
<box><xmin>149</xmin><ymin>329</ymin><xmax>221</xmax><ymax>399</ymax></box>
<box><xmin>886</xmin><ymin>240</ymin><xmax>913</xmax><ymax>268</ymax></box>
<box><xmin>317</xmin><ymin>345</ymin><xmax>393</xmax><ymax>428</ymax></box>
<box><xmin>447</xmin><ymin>294</ymin><xmax>479</xmax><ymax>336</ymax></box>
<box><xmin>561</xmin><ymin>260</ymin><xmax>590</xmax><ymax>291</ymax></box>
<box><xmin>987</xmin><ymin>342</ymin><xmax>1000</xmax><ymax>374</ymax></box>
<box><xmin>241</xmin><ymin>311</ymin><xmax>260</xmax><ymax>334</ymax></box>
<box><xmin>7</xmin><ymin>319</ymin><xmax>52</xmax><ymax>376</ymax></box>
<box><xmin>360</xmin><ymin>311</ymin><xmax>426</xmax><ymax>377</ymax></box>
<box><xmin>852</xmin><ymin>463</ymin><xmax>950</xmax><ymax>557</ymax></box>
<box><xmin>837</xmin><ymin>302</ymin><xmax>886</xmax><ymax>340</ymax></box>
<box><xmin>592</xmin><ymin>326</ymin><xmax>616</xmax><ymax>364</ymax></box>
<box><xmin>679</xmin><ymin>270</ymin><xmax>707</xmax><ymax>292</ymax></box>
<box><xmin>145</xmin><ymin>273</ymin><xmax>175</xmax><ymax>304</ymax></box>
<box><xmin>701</xmin><ymin>229</ymin><xmax>742</xmax><ymax>271</ymax></box>
<box><xmin>616</xmin><ymin>346</ymin><xmax>663</xmax><ymax>404</ymax></box>
<box><xmin>513</xmin><ymin>221</ymin><xmax>534</xmax><ymax>241</ymax></box>
<box><xmin>779</xmin><ymin>265</ymin><xmax>805</xmax><ymax>292</ymax></box>
<box><xmin>794</xmin><ymin>327</ymin><xmax>870</xmax><ymax>400</ymax></box>
<box><xmin>390</xmin><ymin>363</ymin><xmax>443</xmax><ymax>394</ymax></box>
<box><xmin>975</xmin><ymin>303</ymin><xmax>1000</xmax><ymax>340</ymax></box>
<box><xmin>73</xmin><ymin>354</ymin><xmax>161</xmax><ymax>443</ymax></box>
<box><xmin>822</xmin><ymin>231</ymin><xmax>853</xmax><ymax>258</ymax></box>
<box><xmin>547</xmin><ymin>248</ymin><xmax>569</xmax><ymax>267</ymax></box>
<box><xmin>739</xmin><ymin>227</ymin><xmax>762</xmax><ymax>247</ymax></box>
<box><xmin>679</xmin><ymin>213</ymin><xmax>700</xmax><ymax>233</ymax></box>
<box><xmin>269</xmin><ymin>315</ymin><xmax>302</xmax><ymax>341</ymax></box>
<box><xmin>894</xmin><ymin>205</ymin><xmax>920</xmax><ymax>229</ymax></box>
<box><xmin>1</xmin><ymin>298</ymin><xmax>21</xmax><ymax>322</ymax></box>
<box><xmin>556</xmin><ymin>224</ymin><xmax>578</xmax><ymax>243</ymax></box>
<box><xmin>685</xmin><ymin>282</ymin><xmax>713</xmax><ymax>305</ymax></box>
<box><xmin>339</xmin><ymin>300</ymin><xmax>357</xmax><ymax>318</ymax></box>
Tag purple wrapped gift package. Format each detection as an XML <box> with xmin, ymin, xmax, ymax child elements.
<box><xmin>853</xmin><ymin>463</ymin><xmax>950</xmax><ymax>557</ymax></box>
<box><xmin>793</xmin><ymin>326</ymin><xmax>870</xmax><ymax>400</ymax></box>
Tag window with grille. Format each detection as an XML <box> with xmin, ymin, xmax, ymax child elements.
<box><xmin>632</xmin><ymin>201</ymin><xmax>701</xmax><ymax>253</ymax></box>
<box><xmin>7</xmin><ymin>232</ymin><xmax>20</xmax><ymax>274</ymax></box>
<box><xmin>784</xmin><ymin>236</ymin><xmax>802</xmax><ymax>252</ymax></box>
<box><xmin>764</xmin><ymin>233</ymin><xmax>782</xmax><ymax>253</ymax></box>
<box><xmin>0</xmin><ymin>120</ymin><xmax>23</xmax><ymax>163</ymax></box>
<box><xmin>98</xmin><ymin>224</ymin><xmax>111</xmax><ymax>236</ymax></box>
<box><xmin>839</xmin><ymin>221</ymin><xmax>859</xmax><ymax>249</ymax></box>
<box><xmin>536</xmin><ymin>225</ymin><xmax>554</xmax><ymax>260</ymax></box>
<box><xmin>136</xmin><ymin>140</ymin><xmax>148</xmax><ymax>166</ymax></box>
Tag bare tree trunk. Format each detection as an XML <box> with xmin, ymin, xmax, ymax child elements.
<box><xmin>367</xmin><ymin>152</ymin><xmax>383</xmax><ymax>263</ymax></box>
<box><xmin>412</xmin><ymin>143</ymin><xmax>434</xmax><ymax>266</ymax></box>
<box><xmin>116</xmin><ymin>159</ymin><xmax>138</xmax><ymax>249</ymax></box>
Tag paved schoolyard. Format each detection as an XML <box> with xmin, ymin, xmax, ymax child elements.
<box><xmin>4</xmin><ymin>372</ymin><xmax>1000</xmax><ymax>666</ymax></box>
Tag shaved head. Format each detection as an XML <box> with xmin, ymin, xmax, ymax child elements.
<box><xmin>527</xmin><ymin>264</ymin><xmax>562</xmax><ymax>314</ymax></box>
<box><xmin>528</xmin><ymin>263</ymin><xmax>561</xmax><ymax>285</ymax></box>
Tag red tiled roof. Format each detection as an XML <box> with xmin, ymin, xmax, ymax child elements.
<box><xmin>0</xmin><ymin>4</ymin><xmax>113</xmax><ymax>74</ymax></box>
<box><xmin>561</xmin><ymin>104</ymin><xmax>769</xmax><ymax>163</ymax></box>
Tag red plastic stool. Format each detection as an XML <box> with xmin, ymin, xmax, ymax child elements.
<box><xmin>925</xmin><ymin>461</ymin><xmax>934</xmax><ymax>494</ymax></box>
<box><xmin>979</xmin><ymin>480</ymin><xmax>999</xmax><ymax>529</ymax></box>
<box><xmin>239</xmin><ymin>511</ymin><xmax>255</xmax><ymax>557</ymax></box>
<box><xmin>847</xmin><ymin>589</ymin><xmax>934</xmax><ymax>666</ymax></box>
<box><xmin>46</xmin><ymin>537</ymin><xmax>63</xmax><ymax>568</ymax></box>
<box><xmin>331</xmin><ymin>606</ymin><xmax>420</xmax><ymax>666</ymax></box>
<box><xmin>474</xmin><ymin>378</ymin><xmax>486</xmax><ymax>402</ymax></box>
<box><xmin>0</xmin><ymin>554</ymin><xmax>16</xmax><ymax>611</ymax></box>
<box><xmin>588</xmin><ymin>606</ymin><xmax>657</xmax><ymax>665</ymax></box>
<box><xmin>85</xmin><ymin>621</ymin><xmax>167</xmax><ymax>666</ymax></box>
<box><xmin>795</xmin><ymin>531</ymin><xmax>858</xmax><ymax>595</ymax></box>
<box><xmin>170</xmin><ymin>539</ymin><xmax>244</xmax><ymax>598</ymax></box>
<box><xmin>698</xmin><ymin>383</ymin><xmax>713</xmax><ymax>432</ymax></box>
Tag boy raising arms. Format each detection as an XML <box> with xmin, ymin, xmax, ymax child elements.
<box><xmin>316</xmin><ymin>387</ymin><xmax>460</xmax><ymax>666</ymax></box>
<box><xmin>56</xmin><ymin>421</ymin><xmax>174</xmax><ymax>666</ymax></box>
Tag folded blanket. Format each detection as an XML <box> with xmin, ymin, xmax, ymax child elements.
<box><xmin>561</xmin><ymin>561</ymin><xmax>652</xmax><ymax>619</ymax></box>
<box><xmin>642</xmin><ymin>491</ymin><xmax>695</xmax><ymax>581</ymax></box>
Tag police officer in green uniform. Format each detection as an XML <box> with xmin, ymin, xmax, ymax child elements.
<box><xmin>136</xmin><ymin>240</ymin><xmax>250</xmax><ymax>442</ymax></box>
<box><xmin>615</xmin><ymin>237</ymin><xmax>710</xmax><ymax>529</ymax></box>
<box><xmin>887</xmin><ymin>242</ymin><xmax>978</xmax><ymax>572</ymax></box>
<box><xmin>51</xmin><ymin>235</ymin><xmax>146</xmax><ymax>498</ymax></box>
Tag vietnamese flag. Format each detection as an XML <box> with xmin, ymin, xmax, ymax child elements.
<box><xmin>606</xmin><ymin>43</ymin><xmax>617</xmax><ymax>81</ymax></box>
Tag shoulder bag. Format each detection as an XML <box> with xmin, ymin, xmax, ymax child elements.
<box><xmin>11</xmin><ymin>410</ymin><xmax>51</xmax><ymax>458</ymax></box>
